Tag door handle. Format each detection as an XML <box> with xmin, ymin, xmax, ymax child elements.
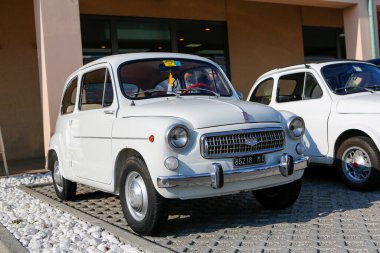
<box><xmin>104</xmin><ymin>109</ymin><xmax>115</xmax><ymax>115</ymax></box>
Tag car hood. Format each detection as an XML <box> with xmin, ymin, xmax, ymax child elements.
<box><xmin>121</xmin><ymin>97</ymin><xmax>282</xmax><ymax>129</ymax></box>
<box><xmin>336</xmin><ymin>92</ymin><xmax>380</xmax><ymax>114</ymax></box>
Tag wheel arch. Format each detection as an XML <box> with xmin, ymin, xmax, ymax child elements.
<box><xmin>47</xmin><ymin>149</ymin><xmax>57</xmax><ymax>171</ymax></box>
<box><xmin>114</xmin><ymin>148</ymin><xmax>145</xmax><ymax>195</ymax></box>
<box><xmin>334</xmin><ymin>129</ymin><xmax>373</xmax><ymax>163</ymax></box>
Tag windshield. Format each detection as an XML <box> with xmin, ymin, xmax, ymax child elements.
<box><xmin>118</xmin><ymin>59</ymin><xmax>233</xmax><ymax>99</ymax></box>
<box><xmin>321</xmin><ymin>62</ymin><xmax>380</xmax><ymax>95</ymax></box>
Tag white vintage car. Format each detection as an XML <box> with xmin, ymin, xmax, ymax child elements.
<box><xmin>48</xmin><ymin>53</ymin><xmax>308</xmax><ymax>235</ymax></box>
<box><xmin>248</xmin><ymin>60</ymin><xmax>380</xmax><ymax>191</ymax></box>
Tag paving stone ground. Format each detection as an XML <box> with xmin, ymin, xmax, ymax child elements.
<box><xmin>29</xmin><ymin>166</ymin><xmax>380</xmax><ymax>252</ymax></box>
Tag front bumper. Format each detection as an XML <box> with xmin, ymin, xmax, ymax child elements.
<box><xmin>157</xmin><ymin>155</ymin><xmax>309</xmax><ymax>188</ymax></box>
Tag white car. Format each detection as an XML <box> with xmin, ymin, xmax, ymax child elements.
<box><xmin>48</xmin><ymin>53</ymin><xmax>308</xmax><ymax>235</ymax></box>
<box><xmin>248</xmin><ymin>60</ymin><xmax>380</xmax><ymax>191</ymax></box>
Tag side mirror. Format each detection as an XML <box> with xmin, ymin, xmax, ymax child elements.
<box><xmin>237</xmin><ymin>91</ymin><xmax>243</xmax><ymax>100</ymax></box>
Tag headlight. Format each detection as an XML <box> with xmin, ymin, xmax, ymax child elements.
<box><xmin>168</xmin><ymin>125</ymin><xmax>189</xmax><ymax>150</ymax></box>
<box><xmin>287</xmin><ymin>116</ymin><xmax>305</xmax><ymax>139</ymax></box>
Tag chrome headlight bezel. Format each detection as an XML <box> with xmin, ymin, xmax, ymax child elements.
<box><xmin>286</xmin><ymin>116</ymin><xmax>305</xmax><ymax>140</ymax></box>
<box><xmin>167</xmin><ymin>125</ymin><xmax>190</xmax><ymax>151</ymax></box>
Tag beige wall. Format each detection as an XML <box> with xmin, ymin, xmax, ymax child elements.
<box><xmin>79</xmin><ymin>0</ymin><xmax>226</xmax><ymax>21</ymax></box>
<box><xmin>0</xmin><ymin>0</ymin><xmax>353</xmax><ymax>161</ymax></box>
<box><xmin>301</xmin><ymin>6</ymin><xmax>344</xmax><ymax>27</ymax></box>
<box><xmin>0</xmin><ymin>0</ymin><xmax>44</xmax><ymax>161</ymax></box>
<box><xmin>226</xmin><ymin>1</ymin><xmax>304</xmax><ymax>96</ymax></box>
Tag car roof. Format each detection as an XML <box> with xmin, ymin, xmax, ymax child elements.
<box><xmin>257</xmin><ymin>59</ymin><xmax>374</xmax><ymax>80</ymax></box>
<box><xmin>78</xmin><ymin>52</ymin><xmax>217</xmax><ymax>71</ymax></box>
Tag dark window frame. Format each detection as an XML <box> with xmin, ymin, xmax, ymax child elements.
<box><xmin>80</xmin><ymin>14</ymin><xmax>231</xmax><ymax>78</ymax></box>
<box><xmin>61</xmin><ymin>76</ymin><xmax>78</xmax><ymax>115</ymax></box>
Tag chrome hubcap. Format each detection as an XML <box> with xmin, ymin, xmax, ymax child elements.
<box><xmin>125</xmin><ymin>171</ymin><xmax>148</xmax><ymax>221</ymax></box>
<box><xmin>53</xmin><ymin>160</ymin><xmax>63</xmax><ymax>192</ymax></box>
<box><xmin>342</xmin><ymin>146</ymin><xmax>371</xmax><ymax>183</ymax></box>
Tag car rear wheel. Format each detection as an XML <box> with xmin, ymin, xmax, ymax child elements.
<box><xmin>120</xmin><ymin>156</ymin><xmax>168</xmax><ymax>235</ymax></box>
<box><xmin>253</xmin><ymin>179</ymin><xmax>302</xmax><ymax>210</ymax></box>
<box><xmin>51</xmin><ymin>152</ymin><xmax>76</xmax><ymax>200</ymax></box>
<box><xmin>336</xmin><ymin>136</ymin><xmax>380</xmax><ymax>191</ymax></box>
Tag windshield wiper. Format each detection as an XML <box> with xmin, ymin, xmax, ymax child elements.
<box><xmin>128</xmin><ymin>89</ymin><xmax>168</xmax><ymax>97</ymax></box>
<box><xmin>335</xmin><ymin>86</ymin><xmax>374</xmax><ymax>94</ymax></box>
<box><xmin>174</xmin><ymin>88</ymin><xmax>220</xmax><ymax>97</ymax></box>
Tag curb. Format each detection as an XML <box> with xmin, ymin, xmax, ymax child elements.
<box><xmin>19</xmin><ymin>185</ymin><xmax>174</xmax><ymax>253</ymax></box>
<box><xmin>0</xmin><ymin>223</ymin><xmax>28</xmax><ymax>253</ymax></box>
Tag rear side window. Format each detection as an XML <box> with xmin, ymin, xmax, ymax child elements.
<box><xmin>277</xmin><ymin>73</ymin><xmax>305</xmax><ymax>103</ymax></box>
<box><xmin>61</xmin><ymin>77</ymin><xmax>78</xmax><ymax>115</ymax></box>
<box><xmin>250</xmin><ymin>78</ymin><xmax>273</xmax><ymax>105</ymax></box>
<box><xmin>80</xmin><ymin>68</ymin><xmax>114</xmax><ymax>111</ymax></box>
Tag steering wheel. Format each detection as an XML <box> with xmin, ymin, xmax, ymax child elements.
<box><xmin>182</xmin><ymin>83</ymin><xmax>211</xmax><ymax>94</ymax></box>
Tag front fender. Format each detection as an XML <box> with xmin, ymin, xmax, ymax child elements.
<box><xmin>111</xmin><ymin>116</ymin><xmax>193</xmax><ymax>198</ymax></box>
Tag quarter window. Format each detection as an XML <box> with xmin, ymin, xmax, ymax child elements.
<box><xmin>80</xmin><ymin>68</ymin><xmax>114</xmax><ymax>111</ymax></box>
<box><xmin>61</xmin><ymin>77</ymin><xmax>78</xmax><ymax>115</ymax></box>
<box><xmin>304</xmin><ymin>73</ymin><xmax>323</xmax><ymax>99</ymax></box>
<box><xmin>250</xmin><ymin>78</ymin><xmax>273</xmax><ymax>105</ymax></box>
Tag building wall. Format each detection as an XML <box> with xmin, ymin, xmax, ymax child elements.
<box><xmin>0</xmin><ymin>0</ymin><xmax>44</xmax><ymax>161</ymax></box>
<box><xmin>0</xmin><ymin>0</ymin><xmax>346</xmax><ymax>161</ymax></box>
<box><xmin>80</xmin><ymin>0</ymin><xmax>308</xmax><ymax>97</ymax></box>
<box><xmin>301</xmin><ymin>6</ymin><xmax>344</xmax><ymax>28</ymax></box>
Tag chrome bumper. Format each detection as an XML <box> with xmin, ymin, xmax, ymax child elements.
<box><xmin>157</xmin><ymin>155</ymin><xmax>309</xmax><ymax>188</ymax></box>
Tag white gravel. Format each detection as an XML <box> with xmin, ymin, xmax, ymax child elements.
<box><xmin>0</xmin><ymin>173</ymin><xmax>142</xmax><ymax>253</ymax></box>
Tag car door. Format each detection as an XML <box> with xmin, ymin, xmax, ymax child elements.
<box><xmin>59</xmin><ymin>76</ymin><xmax>79</xmax><ymax>170</ymax></box>
<box><xmin>273</xmin><ymin>71</ymin><xmax>331</xmax><ymax>157</ymax></box>
<box><xmin>250</xmin><ymin>71</ymin><xmax>332</xmax><ymax>157</ymax></box>
<box><xmin>70</xmin><ymin>64</ymin><xmax>117</xmax><ymax>184</ymax></box>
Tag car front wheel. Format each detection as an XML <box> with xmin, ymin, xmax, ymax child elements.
<box><xmin>51</xmin><ymin>152</ymin><xmax>76</xmax><ymax>200</ymax></box>
<box><xmin>336</xmin><ymin>136</ymin><xmax>380</xmax><ymax>191</ymax></box>
<box><xmin>253</xmin><ymin>179</ymin><xmax>302</xmax><ymax>210</ymax></box>
<box><xmin>120</xmin><ymin>156</ymin><xmax>168</xmax><ymax>235</ymax></box>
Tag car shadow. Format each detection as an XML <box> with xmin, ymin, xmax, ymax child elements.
<box><xmin>153</xmin><ymin>165</ymin><xmax>380</xmax><ymax>237</ymax></box>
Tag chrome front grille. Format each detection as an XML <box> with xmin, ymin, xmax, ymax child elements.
<box><xmin>201</xmin><ymin>128</ymin><xmax>285</xmax><ymax>158</ymax></box>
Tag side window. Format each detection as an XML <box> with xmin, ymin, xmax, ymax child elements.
<box><xmin>61</xmin><ymin>77</ymin><xmax>78</xmax><ymax>115</ymax></box>
<box><xmin>277</xmin><ymin>73</ymin><xmax>305</xmax><ymax>103</ymax></box>
<box><xmin>250</xmin><ymin>78</ymin><xmax>273</xmax><ymax>105</ymax></box>
<box><xmin>304</xmin><ymin>73</ymin><xmax>323</xmax><ymax>100</ymax></box>
<box><xmin>80</xmin><ymin>68</ymin><xmax>114</xmax><ymax>111</ymax></box>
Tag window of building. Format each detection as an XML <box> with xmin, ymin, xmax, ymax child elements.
<box><xmin>80</xmin><ymin>15</ymin><xmax>229</xmax><ymax>75</ymax></box>
<box><xmin>80</xmin><ymin>68</ymin><xmax>113</xmax><ymax>111</ymax></box>
<box><xmin>61</xmin><ymin>77</ymin><xmax>78</xmax><ymax>114</ymax></box>
<box><xmin>81</xmin><ymin>16</ymin><xmax>112</xmax><ymax>62</ymax></box>
<box><xmin>303</xmin><ymin>26</ymin><xmax>346</xmax><ymax>63</ymax></box>
<box><xmin>250</xmin><ymin>78</ymin><xmax>274</xmax><ymax>105</ymax></box>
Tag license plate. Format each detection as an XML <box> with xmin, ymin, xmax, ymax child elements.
<box><xmin>233</xmin><ymin>154</ymin><xmax>265</xmax><ymax>168</ymax></box>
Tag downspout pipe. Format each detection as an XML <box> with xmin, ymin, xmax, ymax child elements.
<box><xmin>369</xmin><ymin>0</ymin><xmax>377</xmax><ymax>58</ymax></box>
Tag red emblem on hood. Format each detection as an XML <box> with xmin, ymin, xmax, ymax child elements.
<box><xmin>242</xmin><ymin>111</ymin><xmax>248</xmax><ymax>122</ymax></box>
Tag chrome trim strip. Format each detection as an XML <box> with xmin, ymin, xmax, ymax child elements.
<box><xmin>157</xmin><ymin>156</ymin><xmax>309</xmax><ymax>188</ymax></box>
<box><xmin>74</xmin><ymin>136</ymin><xmax>148</xmax><ymax>140</ymax></box>
<box><xmin>200</xmin><ymin>127</ymin><xmax>285</xmax><ymax>158</ymax></box>
<box><xmin>112</xmin><ymin>137</ymin><xmax>148</xmax><ymax>140</ymax></box>
<box><xmin>73</xmin><ymin>136</ymin><xmax>111</xmax><ymax>139</ymax></box>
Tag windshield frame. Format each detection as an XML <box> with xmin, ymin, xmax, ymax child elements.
<box><xmin>321</xmin><ymin>62</ymin><xmax>380</xmax><ymax>95</ymax></box>
<box><xmin>117</xmin><ymin>58</ymin><xmax>233</xmax><ymax>100</ymax></box>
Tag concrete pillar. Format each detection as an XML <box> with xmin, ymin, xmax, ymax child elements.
<box><xmin>343</xmin><ymin>1</ymin><xmax>376</xmax><ymax>60</ymax></box>
<box><xmin>34</xmin><ymin>0</ymin><xmax>83</xmax><ymax>154</ymax></box>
